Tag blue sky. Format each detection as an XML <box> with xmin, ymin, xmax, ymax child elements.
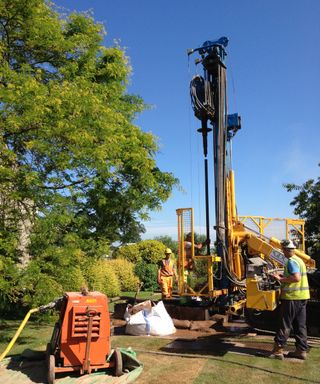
<box><xmin>55</xmin><ymin>0</ymin><xmax>319</xmax><ymax>240</ymax></box>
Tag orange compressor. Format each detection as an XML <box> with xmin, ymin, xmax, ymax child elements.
<box><xmin>46</xmin><ymin>291</ymin><xmax>122</xmax><ymax>384</ymax></box>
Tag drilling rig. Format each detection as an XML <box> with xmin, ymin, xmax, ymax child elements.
<box><xmin>176</xmin><ymin>37</ymin><xmax>320</xmax><ymax>335</ymax></box>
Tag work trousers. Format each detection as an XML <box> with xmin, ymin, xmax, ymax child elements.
<box><xmin>274</xmin><ymin>299</ymin><xmax>308</xmax><ymax>351</ymax></box>
<box><xmin>160</xmin><ymin>276</ymin><xmax>173</xmax><ymax>298</ymax></box>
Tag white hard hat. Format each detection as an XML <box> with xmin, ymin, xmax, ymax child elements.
<box><xmin>281</xmin><ymin>239</ymin><xmax>296</xmax><ymax>249</ymax></box>
<box><xmin>165</xmin><ymin>248</ymin><xmax>172</xmax><ymax>254</ymax></box>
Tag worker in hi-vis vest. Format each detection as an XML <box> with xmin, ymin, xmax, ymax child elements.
<box><xmin>270</xmin><ymin>239</ymin><xmax>310</xmax><ymax>360</ymax></box>
<box><xmin>158</xmin><ymin>248</ymin><xmax>178</xmax><ymax>299</ymax></box>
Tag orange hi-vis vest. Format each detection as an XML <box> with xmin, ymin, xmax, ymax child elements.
<box><xmin>160</xmin><ymin>259</ymin><xmax>175</xmax><ymax>277</ymax></box>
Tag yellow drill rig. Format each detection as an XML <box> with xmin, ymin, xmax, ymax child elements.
<box><xmin>176</xmin><ymin>37</ymin><xmax>320</xmax><ymax>335</ymax></box>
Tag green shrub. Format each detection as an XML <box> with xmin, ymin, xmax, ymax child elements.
<box><xmin>17</xmin><ymin>243</ymin><xmax>87</xmax><ymax>308</ymax></box>
<box><xmin>84</xmin><ymin>259</ymin><xmax>121</xmax><ymax>297</ymax></box>
<box><xmin>108</xmin><ymin>258</ymin><xmax>140</xmax><ymax>291</ymax></box>
<box><xmin>135</xmin><ymin>261</ymin><xmax>158</xmax><ymax>291</ymax></box>
<box><xmin>19</xmin><ymin>263</ymin><xmax>64</xmax><ymax>308</ymax></box>
<box><xmin>0</xmin><ymin>256</ymin><xmax>20</xmax><ymax>314</ymax></box>
<box><xmin>114</xmin><ymin>240</ymin><xmax>166</xmax><ymax>292</ymax></box>
<box><xmin>114</xmin><ymin>243</ymin><xmax>141</xmax><ymax>263</ymax></box>
<box><xmin>56</xmin><ymin>266</ymin><xmax>86</xmax><ymax>292</ymax></box>
<box><xmin>27</xmin><ymin>276</ymin><xmax>64</xmax><ymax>307</ymax></box>
<box><xmin>115</xmin><ymin>240</ymin><xmax>167</xmax><ymax>264</ymax></box>
<box><xmin>137</xmin><ymin>240</ymin><xmax>166</xmax><ymax>263</ymax></box>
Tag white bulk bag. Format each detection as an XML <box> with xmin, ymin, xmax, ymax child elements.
<box><xmin>125</xmin><ymin>300</ymin><xmax>176</xmax><ymax>336</ymax></box>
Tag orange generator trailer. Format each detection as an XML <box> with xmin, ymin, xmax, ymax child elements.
<box><xmin>46</xmin><ymin>291</ymin><xmax>122</xmax><ymax>383</ymax></box>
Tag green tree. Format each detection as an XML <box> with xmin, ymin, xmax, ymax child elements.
<box><xmin>285</xmin><ymin>167</ymin><xmax>320</xmax><ymax>262</ymax></box>
<box><xmin>0</xmin><ymin>0</ymin><xmax>177</xmax><ymax>247</ymax></box>
<box><xmin>0</xmin><ymin>0</ymin><xmax>177</xmax><ymax>310</ymax></box>
<box><xmin>154</xmin><ymin>235</ymin><xmax>178</xmax><ymax>254</ymax></box>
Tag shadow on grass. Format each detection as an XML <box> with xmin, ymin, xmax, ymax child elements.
<box><xmin>0</xmin><ymin>333</ymin><xmax>49</xmax><ymax>345</ymax></box>
<box><xmin>5</xmin><ymin>351</ymin><xmax>77</xmax><ymax>383</ymax></box>
<box><xmin>160</xmin><ymin>333</ymin><xmax>272</xmax><ymax>358</ymax></box>
<box><xmin>5</xmin><ymin>354</ymin><xmax>47</xmax><ymax>384</ymax></box>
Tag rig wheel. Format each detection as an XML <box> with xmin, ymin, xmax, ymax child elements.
<box><xmin>45</xmin><ymin>343</ymin><xmax>51</xmax><ymax>366</ymax></box>
<box><xmin>48</xmin><ymin>354</ymin><xmax>55</xmax><ymax>384</ymax></box>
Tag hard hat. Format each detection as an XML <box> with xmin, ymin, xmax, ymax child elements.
<box><xmin>165</xmin><ymin>248</ymin><xmax>172</xmax><ymax>254</ymax></box>
<box><xmin>281</xmin><ymin>239</ymin><xmax>296</xmax><ymax>249</ymax></box>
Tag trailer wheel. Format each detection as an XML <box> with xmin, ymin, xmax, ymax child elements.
<box><xmin>114</xmin><ymin>348</ymin><xmax>124</xmax><ymax>377</ymax></box>
<box><xmin>45</xmin><ymin>343</ymin><xmax>51</xmax><ymax>366</ymax></box>
<box><xmin>48</xmin><ymin>354</ymin><xmax>55</xmax><ymax>384</ymax></box>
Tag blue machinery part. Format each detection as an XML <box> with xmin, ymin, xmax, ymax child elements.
<box><xmin>187</xmin><ymin>36</ymin><xmax>229</xmax><ymax>64</ymax></box>
<box><xmin>227</xmin><ymin>113</ymin><xmax>241</xmax><ymax>140</ymax></box>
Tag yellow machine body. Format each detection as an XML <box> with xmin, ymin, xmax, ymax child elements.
<box><xmin>176</xmin><ymin>170</ymin><xmax>315</xmax><ymax>313</ymax></box>
<box><xmin>246</xmin><ymin>277</ymin><xmax>280</xmax><ymax>311</ymax></box>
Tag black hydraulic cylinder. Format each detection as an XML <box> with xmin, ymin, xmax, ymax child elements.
<box><xmin>204</xmin><ymin>158</ymin><xmax>211</xmax><ymax>255</ymax></box>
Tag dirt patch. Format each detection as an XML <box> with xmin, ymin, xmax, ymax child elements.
<box><xmin>162</xmin><ymin>335</ymin><xmax>274</xmax><ymax>358</ymax></box>
<box><xmin>112</xmin><ymin>316</ymin><xmax>251</xmax><ymax>340</ymax></box>
<box><xmin>111</xmin><ymin>316</ymin><xmax>277</xmax><ymax>359</ymax></box>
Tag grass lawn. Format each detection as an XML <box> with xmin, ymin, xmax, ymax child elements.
<box><xmin>0</xmin><ymin>319</ymin><xmax>54</xmax><ymax>356</ymax></box>
<box><xmin>112</xmin><ymin>335</ymin><xmax>320</xmax><ymax>384</ymax></box>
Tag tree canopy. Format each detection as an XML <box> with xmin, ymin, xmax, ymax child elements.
<box><xmin>285</xmin><ymin>165</ymin><xmax>320</xmax><ymax>263</ymax></box>
<box><xmin>154</xmin><ymin>235</ymin><xmax>178</xmax><ymax>254</ymax></box>
<box><xmin>0</xmin><ymin>0</ymin><xmax>177</xmax><ymax>310</ymax></box>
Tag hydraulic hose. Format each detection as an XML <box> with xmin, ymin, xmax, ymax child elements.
<box><xmin>0</xmin><ymin>297</ymin><xmax>61</xmax><ymax>362</ymax></box>
<box><xmin>0</xmin><ymin>307</ymin><xmax>39</xmax><ymax>362</ymax></box>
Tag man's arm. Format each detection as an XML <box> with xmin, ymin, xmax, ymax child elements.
<box><xmin>272</xmin><ymin>259</ymin><xmax>301</xmax><ymax>283</ymax></box>
<box><xmin>273</xmin><ymin>272</ymin><xmax>301</xmax><ymax>283</ymax></box>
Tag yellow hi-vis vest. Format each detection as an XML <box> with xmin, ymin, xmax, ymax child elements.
<box><xmin>281</xmin><ymin>255</ymin><xmax>310</xmax><ymax>300</ymax></box>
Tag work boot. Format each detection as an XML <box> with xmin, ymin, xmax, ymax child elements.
<box><xmin>287</xmin><ymin>348</ymin><xmax>307</xmax><ymax>360</ymax></box>
<box><xmin>270</xmin><ymin>343</ymin><xmax>284</xmax><ymax>360</ymax></box>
